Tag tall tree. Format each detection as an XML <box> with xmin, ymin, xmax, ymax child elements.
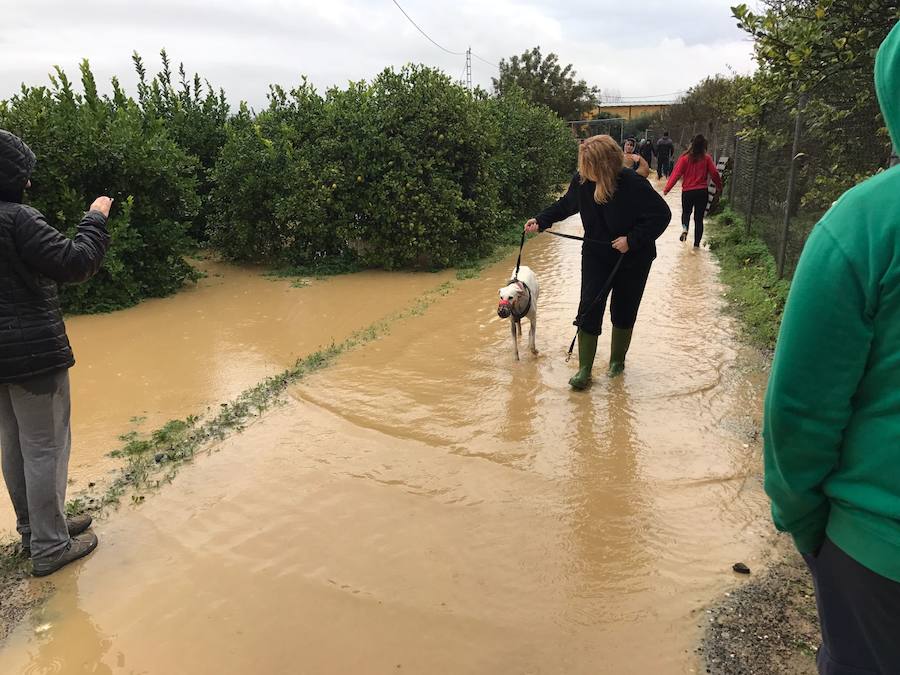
<box><xmin>492</xmin><ymin>47</ymin><xmax>599</xmax><ymax>120</ymax></box>
<box><xmin>732</xmin><ymin>0</ymin><xmax>900</xmax><ymax>202</ymax></box>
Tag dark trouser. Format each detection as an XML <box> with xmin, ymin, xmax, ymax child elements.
<box><xmin>803</xmin><ymin>537</ymin><xmax>900</xmax><ymax>674</ymax></box>
<box><xmin>0</xmin><ymin>370</ymin><xmax>72</xmax><ymax>561</ymax></box>
<box><xmin>659</xmin><ymin>157</ymin><xmax>671</xmax><ymax>177</ymax></box>
<box><xmin>577</xmin><ymin>256</ymin><xmax>652</xmax><ymax>336</ymax></box>
<box><xmin>681</xmin><ymin>188</ymin><xmax>708</xmax><ymax>246</ymax></box>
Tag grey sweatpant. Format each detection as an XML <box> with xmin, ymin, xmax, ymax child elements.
<box><xmin>0</xmin><ymin>369</ymin><xmax>71</xmax><ymax>561</ymax></box>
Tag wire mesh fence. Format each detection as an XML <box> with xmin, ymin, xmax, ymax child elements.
<box><xmin>651</xmin><ymin>98</ymin><xmax>891</xmax><ymax>279</ymax></box>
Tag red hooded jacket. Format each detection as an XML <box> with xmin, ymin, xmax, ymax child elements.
<box><xmin>664</xmin><ymin>153</ymin><xmax>722</xmax><ymax>194</ymax></box>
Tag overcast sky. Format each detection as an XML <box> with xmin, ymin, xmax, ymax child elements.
<box><xmin>2</xmin><ymin>0</ymin><xmax>757</xmax><ymax>109</ymax></box>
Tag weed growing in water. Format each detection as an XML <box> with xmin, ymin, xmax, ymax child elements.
<box><xmin>61</xmin><ymin>279</ymin><xmax>458</xmax><ymax>523</ymax></box>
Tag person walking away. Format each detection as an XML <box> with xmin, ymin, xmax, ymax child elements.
<box><xmin>622</xmin><ymin>138</ymin><xmax>650</xmax><ymax>178</ymax></box>
<box><xmin>663</xmin><ymin>134</ymin><xmax>722</xmax><ymax>248</ymax></box>
<box><xmin>763</xmin><ymin>22</ymin><xmax>900</xmax><ymax>674</ymax></box>
<box><xmin>524</xmin><ymin>135</ymin><xmax>670</xmax><ymax>387</ymax></box>
<box><xmin>0</xmin><ymin>129</ymin><xmax>111</xmax><ymax>576</ymax></box>
<box><xmin>654</xmin><ymin>131</ymin><xmax>675</xmax><ymax>180</ymax></box>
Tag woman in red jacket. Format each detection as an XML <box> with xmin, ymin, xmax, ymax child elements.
<box><xmin>663</xmin><ymin>135</ymin><xmax>722</xmax><ymax>248</ymax></box>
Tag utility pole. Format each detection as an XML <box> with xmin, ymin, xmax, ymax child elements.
<box><xmin>777</xmin><ymin>93</ymin><xmax>807</xmax><ymax>279</ymax></box>
<box><xmin>465</xmin><ymin>47</ymin><xmax>472</xmax><ymax>91</ymax></box>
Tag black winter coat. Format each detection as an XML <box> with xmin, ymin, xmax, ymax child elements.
<box><xmin>655</xmin><ymin>137</ymin><xmax>675</xmax><ymax>162</ymax></box>
<box><xmin>0</xmin><ymin>130</ymin><xmax>110</xmax><ymax>383</ymax></box>
<box><xmin>534</xmin><ymin>170</ymin><xmax>671</xmax><ymax>267</ymax></box>
<box><xmin>639</xmin><ymin>143</ymin><xmax>654</xmax><ymax>165</ymax></box>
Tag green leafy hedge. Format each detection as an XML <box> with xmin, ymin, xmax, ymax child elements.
<box><xmin>1</xmin><ymin>58</ymin><xmax>575</xmax><ymax>312</ymax></box>
<box><xmin>210</xmin><ymin>67</ymin><xmax>575</xmax><ymax>270</ymax></box>
<box><xmin>0</xmin><ymin>61</ymin><xmax>201</xmax><ymax>313</ymax></box>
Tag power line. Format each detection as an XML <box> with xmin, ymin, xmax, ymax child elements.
<box><xmin>390</xmin><ymin>0</ymin><xmax>466</xmax><ymax>56</ymax></box>
<box><xmin>471</xmin><ymin>51</ymin><xmax>499</xmax><ymax>70</ymax></box>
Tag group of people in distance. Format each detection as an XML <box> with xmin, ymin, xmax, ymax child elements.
<box><xmin>621</xmin><ymin>132</ymin><xmax>678</xmax><ymax>181</ymax></box>
<box><xmin>526</xmin><ymin>130</ymin><xmax>721</xmax><ymax>389</ymax></box>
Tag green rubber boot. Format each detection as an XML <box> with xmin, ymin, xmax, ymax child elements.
<box><xmin>568</xmin><ymin>330</ymin><xmax>599</xmax><ymax>390</ymax></box>
<box><xmin>607</xmin><ymin>326</ymin><xmax>633</xmax><ymax>378</ymax></box>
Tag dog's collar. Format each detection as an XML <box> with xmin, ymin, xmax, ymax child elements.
<box><xmin>506</xmin><ymin>279</ymin><xmax>532</xmax><ymax>320</ymax></box>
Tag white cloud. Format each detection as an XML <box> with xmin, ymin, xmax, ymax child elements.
<box><xmin>0</xmin><ymin>0</ymin><xmax>756</xmax><ymax>108</ymax></box>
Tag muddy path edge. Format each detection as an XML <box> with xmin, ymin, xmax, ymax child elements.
<box><xmin>700</xmin><ymin>212</ymin><xmax>819</xmax><ymax>675</ymax></box>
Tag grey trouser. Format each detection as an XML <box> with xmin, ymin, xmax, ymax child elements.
<box><xmin>804</xmin><ymin>537</ymin><xmax>900</xmax><ymax>674</ymax></box>
<box><xmin>0</xmin><ymin>369</ymin><xmax>72</xmax><ymax>561</ymax></box>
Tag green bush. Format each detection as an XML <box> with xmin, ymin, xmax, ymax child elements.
<box><xmin>482</xmin><ymin>85</ymin><xmax>576</xmax><ymax>220</ymax></box>
<box><xmin>708</xmin><ymin>206</ymin><xmax>790</xmax><ymax>350</ymax></box>
<box><xmin>210</xmin><ymin>67</ymin><xmax>574</xmax><ymax>271</ymax></box>
<box><xmin>327</xmin><ymin>66</ymin><xmax>502</xmax><ymax>269</ymax></box>
<box><xmin>2</xmin><ymin>56</ymin><xmax>577</xmax><ymax>311</ymax></box>
<box><xmin>0</xmin><ymin>61</ymin><xmax>201</xmax><ymax>313</ymax></box>
<box><xmin>133</xmin><ymin>51</ymin><xmax>230</xmax><ymax>243</ymax></box>
<box><xmin>209</xmin><ymin>84</ymin><xmax>343</xmax><ymax>268</ymax></box>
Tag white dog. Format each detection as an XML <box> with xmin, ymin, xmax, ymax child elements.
<box><xmin>497</xmin><ymin>265</ymin><xmax>539</xmax><ymax>360</ymax></box>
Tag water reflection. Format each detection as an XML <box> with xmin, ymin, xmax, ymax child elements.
<box><xmin>18</xmin><ymin>575</ymin><xmax>113</xmax><ymax>675</ymax></box>
<box><xmin>566</xmin><ymin>382</ymin><xmax>651</xmax><ymax>606</ymax></box>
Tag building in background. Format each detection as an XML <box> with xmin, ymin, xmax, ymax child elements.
<box><xmin>593</xmin><ymin>99</ymin><xmax>677</xmax><ymax>121</ymax></box>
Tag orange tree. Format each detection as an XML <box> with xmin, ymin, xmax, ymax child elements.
<box><xmin>0</xmin><ymin>60</ymin><xmax>200</xmax><ymax>313</ymax></box>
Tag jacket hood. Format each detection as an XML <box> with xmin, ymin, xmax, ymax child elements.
<box><xmin>0</xmin><ymin>129</ymin><xmax>36</xmax><ymax>198</ymax></box>
<box><xmin>876</xmin><ymin>21</ymin><xmax>900</xmax><ymax>151</ymax></box>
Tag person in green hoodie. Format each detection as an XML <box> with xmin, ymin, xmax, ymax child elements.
<box><xmin>763</xmin><ymin>22</ymin><xmax>900</xmax><ymax>674</ymax></box>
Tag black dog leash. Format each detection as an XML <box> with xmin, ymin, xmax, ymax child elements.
<box><xmin>515</xmin><ymin>229</ymin><xmax>612</xmax><ymax>280</ymax></box>
<box><xmin>566</xmin><ymin>253</ymin><xmax>624</xmax><ymax>361</ymax></box>
<box><xmin>544</xmin><ymin>230</ymin><xmax>611</xmax><ymax>246</ymax></box>
<box><xmin>513</xmin><ymin>230</ymin><xmax>527</xmax><ymax>280</ymax></box>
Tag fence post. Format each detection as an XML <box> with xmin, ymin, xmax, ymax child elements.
<box><xmin>744</xmin><ymin>106</ymin><xmax>768</xmax><ymax>236</ymax></box>
<box><xmin>777</xmin><ymin>93</ymin><xmax>807</xmax><ymax>279</ymax></box>
<box><xmin>745</xmin><ymin>135</ymin><xmax>762</xmax><ymax>235</ymax></box>
<box><xmin>728</xmin><ymin>134</ymin><xmax>739</xmax><ymax>204</ymax></box>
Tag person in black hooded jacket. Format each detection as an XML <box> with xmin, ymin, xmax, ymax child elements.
<box><xmin>0</xmin><ymin>129</ymin><xmax>111</xmax><ymax>576</ymax></box>
<box><xmin>525</xmin><ymin>134</ymin><xmax>670</xmax><ymax>389</ymax></box>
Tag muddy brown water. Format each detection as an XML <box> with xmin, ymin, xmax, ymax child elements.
<box><xmin>0</xmin><ymin>187</ymin><xmax>772</xmax><ymax>674</ymax></box>
<box><xmin>0</xmin><ymin>262</ymin><xmax>448</xmax><ymax>534</ymax></box>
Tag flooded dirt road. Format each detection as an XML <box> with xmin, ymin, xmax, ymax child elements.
<box><xmin>0</xmin><ymin>262</ymin><xmax>450</xmax><ymax>533</ymax></box>
<box><xmin>0</xmin><ymin>186</ymin><xmax>771</xmax><ymax>673</ymax></box>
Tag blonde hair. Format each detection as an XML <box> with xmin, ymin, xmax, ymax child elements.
<box><xmin>578</xmin><ymin>135</ymin><xmax>623</xmax><ymax>204</ymax></box>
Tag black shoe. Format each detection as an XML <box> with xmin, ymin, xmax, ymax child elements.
<box><xmin>22</xmin><ymin>514</ymin><xmax>93</xmax><ymax>557</ymax></box>
<box><xmin>32</xmin><ymin>532</ymin><xmax>99</xmax><ymax>577</ymax></box>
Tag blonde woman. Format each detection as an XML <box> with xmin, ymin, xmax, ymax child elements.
<box><xmin>525</xmin><ymin>135</ymin><xmax>671</xmax><ymax>388</ymax></box>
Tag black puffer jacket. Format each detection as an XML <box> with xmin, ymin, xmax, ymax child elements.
<box><xmin>0</xmin><ymin>130</ymin><xmax>110</xmax><ymax>383</ymax></box>
<box><xmin>535</xmin><ymin>170</ymin><xmax>671</xmax><ymax>267</ymax></box>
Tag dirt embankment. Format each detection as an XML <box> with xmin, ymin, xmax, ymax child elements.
<box><xmin>0</xmin><ymin>544</ymin><xmax>52</xmax><ymax>643</ymax></box>
<box><xmin>700</xmin><ymin>533</ymin><xmax>820</xmax><ymax>674</ymax></box>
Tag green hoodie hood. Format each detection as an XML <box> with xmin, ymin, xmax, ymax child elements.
<box><xmin>876</xmin><ymin>20</ymin><xmax>900</xmax><ymax>150</ymax></box>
